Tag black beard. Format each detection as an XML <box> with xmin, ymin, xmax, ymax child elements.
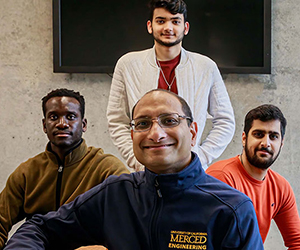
<box><xmin>153</xmin><ymin>31</ymin><xmax>184</xmax><ymax>47</ymax></box>
<box><xmin>245</xmin><ymin>141</ymin><xmax>281</xmax><ymax>170</ymax></box>
<box><xmin>154</xmin><ymin>36</ymin><xmax>183</xmax><ymax>47</ymax></box>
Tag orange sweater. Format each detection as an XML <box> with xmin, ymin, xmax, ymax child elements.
<box><xmin>207</xmin><ymin>156</ymin><xmax>300</xmax><ymax>249</ymax></box>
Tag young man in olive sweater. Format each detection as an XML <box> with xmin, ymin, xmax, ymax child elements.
<box><xmin>0</xmin><ymin>88</ymin><xmax>129</xmax><ymax>249</ymax></box>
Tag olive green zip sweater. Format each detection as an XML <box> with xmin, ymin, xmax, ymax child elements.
<box><xmin>0</xmin><ymin>139</ymin><xmax>129</xmax><ymax>248</ymax></box>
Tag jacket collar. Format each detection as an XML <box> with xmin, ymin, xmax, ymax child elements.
<box><xmin>46</xmin><ymin>139</ymin><xmax>88</xmax><ymax>166</ymax></box>
<box><xmin>144</xmin><ymin>152</ymin><xmax>205</xmax><ymax>195</ymax></box>
<box><xmin>148</xmin><ymin>46</ymin><xmax>189</xmax><ymax>68</ymax></box>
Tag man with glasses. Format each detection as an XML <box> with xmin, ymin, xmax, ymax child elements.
<box><xmin>5</xmin><ymin>90</ymin><xmax>263</xmax><ymax>250</ymax></box>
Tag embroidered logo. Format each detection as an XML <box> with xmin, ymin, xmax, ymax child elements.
<box><xmin>168</xmin><ymin>230</ymin><xmax>207</xmax><ymax>249</ymax></box>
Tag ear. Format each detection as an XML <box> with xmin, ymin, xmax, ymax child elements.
<box><xmin>190</xmin><ymin>121</ymin><xmax>198</xmax><ymax>147</ymax></box>
<box><xmin>281</xmin><ymin>137</ymin><xmax>284</xmax><ymax>148</ymax></box>
<box><xmin>184</xmin><ymin>21</ymin><xmax>190</xmax><ymax>35</ymax></box>
<box><xmin>82</xmin><ymin>118</ymin><xmax>87</xmax><ymax>133</ymax></box>
<box><xmin>147</xmin><ymin>20</ymin><xmax>153</xmax><ymax>34</ymax></box>
<box><xmin>242</xmin><ymin>131</ymin><xmax>246</xmax><ymax>148</ymax></box>
<box><xmin>42</xmin><ymin>119</ymin><xmax>47</xmax><ymax>133</ymax></box>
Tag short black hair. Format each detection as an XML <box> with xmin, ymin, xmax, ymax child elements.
<box><xmin>148</xmin><ymin>0</ymin><xmax>188</xmax><ymax>22</ymax></box>
<box><xmin>132</xmin><ymin>89</ymin><xmax>193</xmax><ymax>126</ymax></box>
<box><xmin>244</xmin><ymin>104</ymin><xmax>287</xmax><ymax>138</ymax></box>
<box><xmin>42</xmin><ymin>88</ymin><xmax>85</xmax><ymax>118</ymax></box>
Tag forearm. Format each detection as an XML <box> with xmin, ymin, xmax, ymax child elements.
<box><xmin>0</xmin><ymin>175</ymin><xmax>26</xmax><ymax>248</ymax></box>
<box><xmin>194</xmin><ymin>66</ymin><xmax>235</xmax><ymax>166</ymax></box>
<box><xmin>275</xmin><ymin>205</ymin><xmax>300</xmax><ymax>249</ymax></box>
<box><xmin>107</xmin><ymin>73</ymin><xmax>143</xmax><ymax>171</ymax></box>
<box><xmin>5</xmin><ymin>190</ymin><xmax>104</xmax><ymax>249</ymax></box>
<box><xmin>197</xmin><ymin>114</ymin><xmax>235</xmax><ymax>165</ymax></box>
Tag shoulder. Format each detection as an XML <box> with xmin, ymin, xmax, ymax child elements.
<box><xmin>206</xmin><ymin>157</ymin><xmax>243</xmax><ymax>188</ymax></box>
<box><xmin>266</xmin><ymin>170</ymin><xmax>299</xmax><ymax>216</ymax></box>
<box><xmin>198</xmin><ymin>173</ymin><xmax>253</xmax><ymax>211</ymax></box>
<box><xmin>104</xmin><ymin>171</ymin><xmax>143</xmax><ymax>186</ymax></box>
<box><xmin>16</xmin><ymin>151</ymin><xmax>48</xmax><ymax>171</ymax></box>
<box><xmin>267</xmin><ymin>168</ymin><xmax>288</xmax><ymax>181</ymax></box>
<box><xmin>207</xmin><ymin>157</ymin><xmax>239</xmax><ymax>174</ymax></box>
<box><xmin>116</xmin><ymin>48</ymin><xmax>153</xmax><ymax>66</ymax></box>
<box><xmin>75</xmin><ymin>171</ymin><xmax>143</xmax><ymax>203</ymax></box>
<box><xmin>86</xmin><ymin>147</ymin><xmax>119</xmax><ymax>162</ymax></box>
<box><xmin>86</xmin><ymin>146</ymin><xmax>129</xmax><ymax>173</ymax></box>
<box><xmin>6</xmin><ymin>151</ymin><xmax>47</xmax><ymax>183</ymax></box>
<box><xmin>182</xmin><ymin>48</ymin><xmax>218</xmax><ymax>69</ymax></box>
<box><xmin>86</xmin><ymin>146</ymin><xmax>104</xmax><ymax>157</ymax></box>
<box><xmin>266</xmin><ymin>169</ymin><xmax>294</xmax><ymax>191</ymax></box>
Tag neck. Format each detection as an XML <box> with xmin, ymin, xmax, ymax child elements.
<box><xmin>50</xmin><ymin>144</ymin><xmax>67</xmax><ymax>162</ymax></box>
<box><xmin>154</xmin><ymin>42</ymin><xmax>182</xmax><ymax>61</ymax></box>
<box><xmin>50</xmin><ymin>140</ymin><xmax>82</xmax><ymax>162</ymax></box>
<box><xmin>240</xmin><ymin>152</ymin><xmax>267</xmax><ymax>181</ymax></box>
<box><xmin>56</xmin><ymin>151</ymin><xmax>66</xmax><ymax>162</ymax></box>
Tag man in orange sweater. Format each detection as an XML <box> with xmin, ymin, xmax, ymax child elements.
<box><xmin>207</xmin><ymin>104</ymin><xmax>300</xmax><ymax>249</ymax></box>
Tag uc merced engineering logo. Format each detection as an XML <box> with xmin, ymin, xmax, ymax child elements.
<box><xmin>168</xmin><ymin>230</ymin><xmax>207</xmax><ymax>249</ymax></box>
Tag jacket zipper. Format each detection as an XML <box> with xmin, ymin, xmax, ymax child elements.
<box><xmin>155</xmin><ymin>177</ymin><xmax>162</xmax><ymax>198</ymax></box>
<box><xmin>150</xmin><ymin>177</ymin><xmax>163</xmax><ymax>249</ymax></box>
<box><xmin>55</xmin><ymin>164</ymin><xmax>64</xmax><ymax>210</ymax></box>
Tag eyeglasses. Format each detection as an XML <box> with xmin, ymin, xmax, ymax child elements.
<box><xmin>130</xmin><ymin>113</ymin><xmax>192</xmax><ymax>132</ymax></box>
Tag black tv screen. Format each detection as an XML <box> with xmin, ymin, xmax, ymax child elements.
<box><xmin>53</xmin><ymin>0</ymin><xmax>271</xmax><ymax>74</ymax></box>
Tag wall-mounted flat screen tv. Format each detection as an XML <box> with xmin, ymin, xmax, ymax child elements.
<box><xmin>53</xmin><ymin>0</ymin><xmax>271</xmax><ymax>74</ymax></box>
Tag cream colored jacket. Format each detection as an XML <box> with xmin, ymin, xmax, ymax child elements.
<box><xmin>107</xmin><ymin>47</ymin><xmax>235</xmax><ymax>171</ymax></box>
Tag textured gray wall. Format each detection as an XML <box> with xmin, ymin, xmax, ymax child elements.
<box><xmin>0</xmin><ymin>0</ymin><xmax>299</xmax><ymax>248</ymax></box>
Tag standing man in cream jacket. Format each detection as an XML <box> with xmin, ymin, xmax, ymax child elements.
<box><xmin>107</xmin><ymin>0</ymin><xmax>235</xmax><ymax>171</ymax></box>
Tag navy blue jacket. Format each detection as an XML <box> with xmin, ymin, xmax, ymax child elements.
<box><xmin>5</xmin><ymin>153</ymin><xmax>263</xmax><ymax>249</ymax></box>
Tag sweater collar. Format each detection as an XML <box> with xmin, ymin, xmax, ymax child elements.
<box><xmin>236</xmin><ymin>155</ymin><xmax>266</xmax><ymax>185</ymax></box>
<box><xmin>46</xmin><ymin>139</ymin><xmax>88</xmax><ymax>166</ymax></box>
<box><xmin>144</xmin><ymin>152</ymin><xmax>205</xmax><ymax>193</ymax></box>
<box><xmin>149</xmin><ymin>46</ymin><xmax>188</xmax><ymax>68</ymax></box>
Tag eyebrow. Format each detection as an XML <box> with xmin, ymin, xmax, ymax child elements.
<box><xmin>47</xmin><ymin>110</ymin><xmax>78</xmax><ymax>115</ymax></box>
<box><xmin>133</xmin><ymin>115</ymin><xmax>150</xmax><ymax>119</ymax></box>
<box><xmin>155</xmin><ymin>16</ymin><xmax>182</xmax><ymax>21</ymax></box>
<box><xmin>252</xmin><ymin>129</ymin><xmax>280</xmax><ymax>135</ymax></box>
<box><xmin>133</xmin><ymin>113</ymin><xmax>174</xmax><ymax>120</ymax></box>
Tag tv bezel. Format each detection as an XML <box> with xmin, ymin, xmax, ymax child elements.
<box><xmin>53</xmin><ymin>0</ymin><xmax>271</xmax><ymax>74</ymax></box>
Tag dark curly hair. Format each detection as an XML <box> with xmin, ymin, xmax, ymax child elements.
<box><xmin>42</xmin><ymin>88</ymin><xmax>85</xmax><ymax>118</ymax></box>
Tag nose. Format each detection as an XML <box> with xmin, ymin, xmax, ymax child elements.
<box><xmin>163</xmin><ymin>21</ymin><xmax>173</xmax><ymax>32</ymax></box>
<box><xmin>147</xmin><ymin>120</ymin><xmax>167</xmax><ymax>142</ymax></box>
<box><xmin>56</xmin><ymin>117</ymin><xmax>69</xmax><ymax>129</ymax></box>
<box><xmin>261</xmin><ymin>135</ymin><xmax>271</xmax><ymax>148</ymax></box>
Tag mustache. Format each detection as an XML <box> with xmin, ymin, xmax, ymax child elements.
<box><xmin>256</xmin><ymin>146</ymin><xmax>273</xmax><ymax>155</ymax></box>
<box><xmin>162</xmin><ymin>32</ymin><xmax>174</xmax><ymax>35</ymax></box>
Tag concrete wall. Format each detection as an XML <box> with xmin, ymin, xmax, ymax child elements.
<box><xmin>0</xmin><ymin>0</ymin><xmax>299</xmax><ymax>248</ymax></box>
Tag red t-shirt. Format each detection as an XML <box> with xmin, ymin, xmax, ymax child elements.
<box><xmin>157</xmin><ymin>54</ymin><xmax>180</xmax><ymax>94</ymax></box>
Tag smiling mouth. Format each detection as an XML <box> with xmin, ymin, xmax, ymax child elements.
<box><xmin>143</xmin><ymin>143</ymin><xmax>175</xmax><ymax>149</ymax></box>
<box><xmin>162</xmin><ymin>33</ymin><xmax>174</xmax><ymax>37</ymax></box>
